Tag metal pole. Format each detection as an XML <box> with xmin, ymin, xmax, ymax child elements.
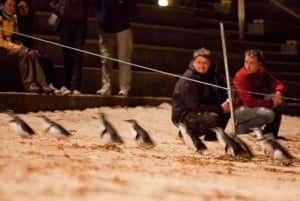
<box><xmin>238</xmin><ymin>0</ymin><xmax>245</xmax><ymax>39</ymax></box>
<box><xmin>220</xmin><ymin>22</ymin><xmax>236</xmax><ymax>134</ymax></box>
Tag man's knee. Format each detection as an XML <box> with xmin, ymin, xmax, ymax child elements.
<box><xmin>257</xmin><ymin>107</ymin><xmax>275</xmax><ymax>123</ymax></box>
<box><xmin>183</xmin><ymin>111</ymin><xmax>219</xmax><ymax>135</ymax></box>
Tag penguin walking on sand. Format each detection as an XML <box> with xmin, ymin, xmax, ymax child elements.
<box><xmin>4</xmin><ymin>109</ymin><xmax>36</xmax><ymax>138</ymax></box>
<box><xmin>99</xmin><ymin>113</ymin><xmax>123</xmax><ymax>144</ymax></box>
<box><xmin>177</xmin><ymin>123</ymin><xmax>207</xmax><ymax>152</ymax></box>
<box><xmin>211</xmin><ymin>127</ymin><xmax>253</xmax><ymax>158</ymax></box>
<box><xmin>253</xmin><ymin>128</ymin><xmax>293</xmax><ymax>161</ymax></box>
<box><xmin>37</xmin><ymin>115</ymin><xmax>71</xmax><ymax>140</ymax></box>
<box><xmin>124</xmin><ymin>119</ymin><xmax>155</xmax><ymax>147</ymax></box>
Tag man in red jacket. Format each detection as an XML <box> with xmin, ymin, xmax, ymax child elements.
<box><xmin>233</xmin><ymin>49</ymin><xmax>285</xmax><ymax>139</ymax></box>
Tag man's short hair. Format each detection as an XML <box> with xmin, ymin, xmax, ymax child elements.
<box><xmin>245</xmin><ymin>49</ymin><xmax>264</xmax><ymax>62</ymax></box>
<box><xmin>193</xmin><ymin>47</ymin><xmax>211</xmax><ymax>60</ymax></box>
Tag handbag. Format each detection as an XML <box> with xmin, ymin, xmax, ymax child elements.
<box><xmin>48</xmin><ymin>12</ymin><xmax>60</xmax><ymax>27</ymax></box>
<box><xmin>48</xmin><ymin>0</ymin><xmax>64</xmax><ymax>27</ymax></box>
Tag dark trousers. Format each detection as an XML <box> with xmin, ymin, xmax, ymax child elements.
<box><xmin>37</xmin><ymin>54</ymin><xmax>61</xmax><ymax>88</ymax></box>
<box><xmin>182</xmin><ymin>111</ymin><xmax>230</xmax><ymax>138</ymax></box>
<box><xmin>263</xmin><ymin>105</ymin><xmax>283</xmax><ymax>137</ymax></box>
<box><xmin>58</xmin><ymin>20</ymin><xmax>87</xmax><ymax>91</ymax></box>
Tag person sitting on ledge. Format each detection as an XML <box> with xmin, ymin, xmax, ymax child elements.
<box><xmin>0</xmin><ymin>0</ymin><xmax>53</xmax><ymax>94</ymax></box>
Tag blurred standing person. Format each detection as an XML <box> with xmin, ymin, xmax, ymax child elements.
<box><xmin>0</xmin><ymin>0</ymin><xmax>53</xmax><ymax>94</ymax></box>
<box><xmin>49</xmin><ymin>0</ymin><xmax>95</xmax><ymax>94</ymax></box>
<box><xmin>16</xmin><ymin>0</ymin><xmax>61</xmax><ymax>93</ymax></box>
<box><xmin>96</xmin><ymin>0</ymin><xmax>137</xmax><ymax>96</ymax></box>
<box><xmin>233</xmin><ymin>49</ymin><xmax>285</xmax><ymax>139</ymax></box>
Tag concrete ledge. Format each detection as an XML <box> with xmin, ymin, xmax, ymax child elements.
<box><xmin>0</xmin><ymin>92</ymin><xmax>171</xmax><ymax>113</ymax></box>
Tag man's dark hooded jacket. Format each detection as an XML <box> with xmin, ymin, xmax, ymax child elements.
<box><xmin>172</xmin><ymin>62</ymin><xmax>228</xmax><ymax>124</ymax></box>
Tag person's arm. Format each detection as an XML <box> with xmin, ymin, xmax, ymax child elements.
<box><xmin>264</xmin><ymin>68</ymin><xmax>285</xmax><ymax>107</ymax></box>
<box><xmin>233</xmin><ymin>70</ymin><xmax>273</xmax><ymax>108</ymax></box>
<box><xmin>0</xmin><ymin>16</ymin><xmax>22</xmax><ymax>50</ymax></box>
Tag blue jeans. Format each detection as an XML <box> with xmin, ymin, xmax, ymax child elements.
<box><xmin>234</xmin><ymin>93</ymin><xmax>284</xmax><ymax>137</ymax></box>
<box><xmin>58</xmin><ymin>20</ymin><xmax>87</xmax><ymax>91</ymax></box>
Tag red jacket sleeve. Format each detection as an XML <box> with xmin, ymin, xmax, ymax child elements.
<box><xmin>233</xmin><ymin>67</ymin><xmax>285</xmax><ymax>108</ymax></box>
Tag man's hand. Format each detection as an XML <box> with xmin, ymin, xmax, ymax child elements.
<box><xmin>272</xmin><ymin>91</ymin><xmax>283</xmax><ymax>107</ymax></box>
<box><xmin>221</xmin><ymin>99</ymin><xmax>230</xmax><ymax>113</ymax></box>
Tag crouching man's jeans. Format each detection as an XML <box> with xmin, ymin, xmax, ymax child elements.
<box><xmin>234</xmin><ymin>105</ymin><xmax>276</xmax><ymax>134</ymax></box>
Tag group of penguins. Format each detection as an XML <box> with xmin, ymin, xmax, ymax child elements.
<box><xmin>178</xmin><ymin>123</ymin><xmax>294</xmax><ymax>163</ymax></box>
<box><xmin>3</xmin><ymin>110</ymin><xmax>155</xmax><ymax>147</ymax></box>
<box><xmin>3</xmin><ymin>109</ymin><xmax>294</xmax><ymax>163</ymax></box>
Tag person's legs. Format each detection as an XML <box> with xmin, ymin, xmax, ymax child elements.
<box><xmin>117</xmin><ymin>28</ymin><xmax>133</xmax><ymax>96</ymax></box>
<box><xmin>204</xmin><ymin>112</ymin><xmax>230</xmax><ymax>141</ymax></box>
<box><xmin>234</xmin><ymin>105</ymin><xmax>275</xmax><ymax>133</ymax></box>
<box><xmin>59</xmin><ymin>22</ymin><xmax>73</xmax><ymax>90</ymax></box>
<box><xmin>263</xmin><ymin>104</ymin><xmax>283</xmax><ymax>137</ymax></box>
<box><xmin>97</xmin><ymin>31</ymin><xmax>115</xmax><ymax>95</ymax></box>
<box><xmin>183</xmin><ymin>111</ymin><xmax>220</xmax><ymax>137</ymax></box>
<box><xmin>69</xmin><ymin>22</ymin><xmax>87</xmax><ymax>92</ymax></box>
<box><xmin>15</xmin><ymin>50</ymin><xmax>35</xmax><ymax>89</ymax></box>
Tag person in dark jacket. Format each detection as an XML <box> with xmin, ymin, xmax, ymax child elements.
<box><xmin>95</xmin><ymin>0</ymin><xmax>137</xmax><ymax>96</ymax></box>
<box><xmin>233</xmin><ymin>49</ymin><xmax>285</xmax><ymax>139</ymax></box>
<box><xmin>49</xmin><ymin>0</ymin><xmax>96</xmax><ymax>94</ymax></box>
<box><xmin>172</xmin><ymin>47</ymin><xmax>230</xmax><ymax>141</ymax></box>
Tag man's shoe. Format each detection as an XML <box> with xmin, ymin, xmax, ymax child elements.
<box><xmin>96</xmin><ymin>88</ymin><xmax>111</xmax><ymax>96</ymax></box>
<box><xmin>118</xmin><ymin>89</ymin><xmax>128</xmax><ymax>96</ymax></box>
<box><xmin>60</xmin><ymin>86</ymin><xmax>71</xmax><ymax>95</ymax></box>
<box><xmin>72</xmin><ymin>90</ymin><xmax>81</xmax><ymax>95</ymax></box>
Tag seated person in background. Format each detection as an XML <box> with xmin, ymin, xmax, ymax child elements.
<box><xmin>16</xmin><ymin>0</ymin><xmax>61</xmax><ymax>94</ymax></box>
<box><xmin>172</xmin><ymin>47</ymin><xmax>230</xmax><ymax>141</ymax></box>
<box><xmin>233</xmin><ymin>49</ymin><xmax>285</xmax><ymax>139</ymax></box>
<box><xmin>0</xmin><ymin>0</ymin><xmax>53</xmax><ymax>94</ymax></box>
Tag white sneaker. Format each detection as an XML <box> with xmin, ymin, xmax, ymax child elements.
<box><xmin>60</xmin><ymin>86</ymin><xmax>71</xmax><ymax>95</ymax></box>
<box><xmin>118</xmin><ymin>89</ymin><xmax>128</xmax><ymax>96</ymax></box>
<box><xmin>72</xmin><ymin>90</ymin><xmax>81</xmax><ymax>95</ymax></box>
<box><xmin>49</xmin><ymin>83</ymin><xmax>61</xmax><ymax>94</ymax></box>
<box><xmin>96</xmin><ymin>88</ymin><xmax>111</xmax><ymax>96</ymax></box>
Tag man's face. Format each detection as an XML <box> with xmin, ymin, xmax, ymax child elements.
<box><xmin>192</xmin><ymin>56</ymin><xmax>211</xmax><ymax>74</ymax></box>
<box><xmin>244</xmin><ymin>55</ymin><xmax>261</xmax><ymax>74</ymax></box>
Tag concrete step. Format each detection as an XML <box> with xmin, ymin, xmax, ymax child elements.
<box><xmin>32</xmin><ymin>34</ymin><xmax>300</xmax><ymax>76</ymax></box>
<box><xmin>0</xmin><ymin>91</ymin><xmax>299</xmax><ymax>116</ymax></box>
<box><xmin>33</xmin><ymin>11</ymin><xmax>227</xmax><ymax>51</ymax></box>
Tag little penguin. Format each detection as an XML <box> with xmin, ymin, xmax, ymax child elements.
<box><xmin>177</xmin><ymin>123</ymin><xmax>207</xmax><ymax>152</ymax></box>
<box><xmin>4</xmin><ymin>109</ymin><xmax>36</xmax><ymax>138</ymax></box>
<box><xmin>253</xmin><ymin>128</ymin><xmax>293</xmax><ymax>161</ymax></box>
<box><xmin>211</xmin><ymin>127</ymin><xmax>253</xmax><ymax>157</ymax></box>
<box><xmin>124</xmin><ymin>119</ymin><xmax>155</xmax><ymax>147</ymax></box>
<box><xmin>37</xmin><ymin>115</ymin><xmax>71</xmax><ymax>140</ymax></box>
<box><xmin>99</xmin><ymin>113</ymin><xmax>123</xmax><ymax>144</ymax></box>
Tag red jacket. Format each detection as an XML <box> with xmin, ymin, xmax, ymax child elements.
<box><xmin>233</xmin><ymin>66</ymin><xmax>285</xmax><ymax>109</ymax></box>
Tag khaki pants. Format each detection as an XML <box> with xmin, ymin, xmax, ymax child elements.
<box><xmin>1</xmin><ymin>48</ymin><xmax>48</xmax><ymax>90</ymax></box>
<box><xmin>98</xmin><ymin>28</ymin><xmax>133</xmax><ymax>92</ymax></box>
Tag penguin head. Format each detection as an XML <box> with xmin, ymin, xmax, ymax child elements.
<box><xmin>124</xmin><ymin>119</ymin><xmax>137</xmax><ymax>125</ymax></box>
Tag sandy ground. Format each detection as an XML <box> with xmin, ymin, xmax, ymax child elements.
<box><xmin>0</xmin><ymin>102</ymin><xmax>300</xmax><ymax>201</ymax></box>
